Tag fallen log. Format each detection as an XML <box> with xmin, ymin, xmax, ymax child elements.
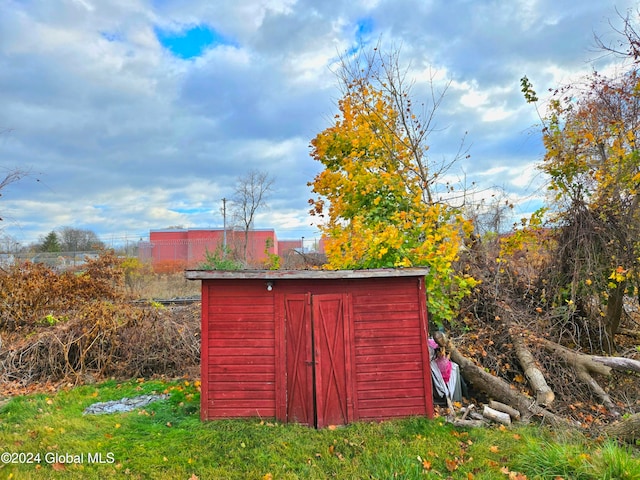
<box><xmin>488</xmin><ymin>400</ymin><xmax>521</xmax><ymax>421</ymax></box>
<box><xmin>536</xmin><ymin>337</ymin><xmax>619</xmax><ymax>415</ymax></box>
<box><xmin>451</xmin><ymin>418</ymin><xmax>486</xmax><ymax>428</ymax></box>
<box><xmin>591</xmin><ymin>355</ymin><xmax>640</xmax><ymax>374</ymax></box>
<box><xmin>510</xmin><ymin>327</ymin><xmax>555</xmax><ymax>406</ymax></box>
<box><xmin>483</xmin><ymin>405</ymin><xmax>511</xmax><ymax>425</ymax></box>
<box><xmin>450</xmin><ymin>405</ymin><xmax>486</xmax><ymax>428</ymax></box>
<box><xmin>496</xmin><ymin>302</ymin><xmax>555</xmax><ymax>406</ymax></box>
<box><xmin>468</xmin><ymin>411</ymin><xmax>485</xmax><ymax>421</ymax></box>
<box><xmin>460</xmin><ymin>403</ymin><xmax>475</xmax><ymax>421</ymax></box>
<box><xmin>604</xmin><ymin>413</ymin><xmax>640</xmax><ymax>443</ymax></box>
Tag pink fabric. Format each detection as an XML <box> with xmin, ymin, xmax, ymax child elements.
<box><xmin>435</xmin><ymin>355</ymin><xmax>452</xmax><ymax>383</ymax></box>
<box><xmin>428</xmin><ymin>338</ymin><xmax>438</xmax><ymax>349</ymax></box>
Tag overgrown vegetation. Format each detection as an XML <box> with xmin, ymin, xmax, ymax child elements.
<box><xmin>0</xmin><ymin>378</ymin><xmax>638</xmax><ymax>479</ymax></box>
<box><xmin>521</xmin><ymin>67</ymin><xmax>640</xmax><ymax>354</ymax></box>
<box><xmin>308</xmin><ymin>34</ymin><xmax>640</xmax><ymax>434</ymax></box>
<box><xmin>0</xmin><ymin>251</ymin><xmax>124</xmax><ymax>332</ymax></box>
<box><xmin>452</xmin><ymin>229</ymin><xmax>640</xmax><ymax>427</ymax></box>
<box><xmin>309</xmin><ymin>47</ymin><xmax>477</xmax><ymax>325</ymax></box>
<box><xmin>0</xmin><ymin>251</ymin><xmax>200</xmax><ymax>386</ymax></box>
<box><xmin>197</xmin><ymin>245</ymin><xmax>243</xmax><ymax>271</ymax></box>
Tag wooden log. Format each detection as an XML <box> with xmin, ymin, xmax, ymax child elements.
<box><xmin>488</xmin><ymin>400</ymin><xmax>521</xmax><ymax>421</ymax></box>
<box><xmin>483</xmin><ymin>405</ymin><xmax>511</xmax><ymax>425</ymax></box>
<box><xmin>510</xmin><ymin>328</ymin><xmax>555</xmax><ymax>406</ymax></box>
<box><xmin>537</xmin><ymin>337</ymin><xmax>611</xmax><ymax>376</ymax></box>
<box><xmin>432</xmin><ymin>331</ymin><xmax>570</xmax><ymax>426</ymax></box>
<box><xmin>460</xmin><ymin>404</ymin><xmax>475</xmax><ymax>421</ymax></box>
<box><xmin>469</xmin><ymin>411</ymin><xmax>485</xmax><ymax>421</ymax></box>
<box><xmin>537</xmin><ymin>337</ymin><xmax>618</xmax><ymax>414</ymax></box>
<box><xmin>604</xmin><ymin>413</ymin><xmax>640</xmax><ymax>443</ymax></box>
<box><xmin>575</xmin><ymin>368</ymin><xmax>619</xmax><ymax>414</ymax></box>
<box><xmin>592</xmin><ymin>355</ymin><xmax>640</xmax><ymax>374</ymax></box>
<box><xmin>451</xmin><ymin>418</ymin><xmax>486</xmax><ymax>428</ymax></box>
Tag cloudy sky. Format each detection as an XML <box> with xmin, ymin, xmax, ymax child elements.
<box><xmin>0</xmin><ymin>0</ymin><xmax>636</xmax><ymax>249</ymax></box>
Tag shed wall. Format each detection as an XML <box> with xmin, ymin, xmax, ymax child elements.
<box><xmin>351</xmin><ymin>279</ymin><xmax>431</xmax><ymax>420</ymax></box>
<box><xmin>200</xmin><ymin>275</ymin><xmax>432</xmax><ymax>423</ymax></box>
<box><xmin>202</xmin><ymin>280</ymin><xmax>277</xmax><ymax>419</ymax></box>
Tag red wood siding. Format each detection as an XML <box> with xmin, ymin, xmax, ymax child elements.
<box><xmin>201</xmin><ymin>280</ymin><xmax>277</xmax><ymax>420</ymax></box>
<box><xmin>283</xmin><ymin>294</ymin><xmax>314</xmax><ymax>425</ymax></box>
<box><xmin>351</xmin><ymin>278</ymin><xmax>431</xmax><ymax>420</ymax></box>
<box><xmin>197</xmin><ymin>270</ymin><xmax>432</xmax><ymax>425</ymax></box>
<box><xmin>312</xmin><ymin>293</ymin><xmax>353</xmax><ymax>428</ymax></box>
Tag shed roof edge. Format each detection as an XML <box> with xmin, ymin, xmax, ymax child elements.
<box><xmin>184</xmin><ymin>267</ymin><xmax>430</xmax><ymax>280</ymax></box>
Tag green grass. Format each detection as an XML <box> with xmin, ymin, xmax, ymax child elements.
<box><xmin>0</xmin><ymin>379</ymin><xmax>638</xmax><ymax>479</ymax></box>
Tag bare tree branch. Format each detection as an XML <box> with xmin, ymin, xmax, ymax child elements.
<box><xmin>231</xmin><ymin>169</ymin><xmax>275</xmax><ymax>265</ymax></box>
<box><xmin>0</xmin><ymin>167</ymin><xmax>30</xmax><ymax>222</ymax></box>
<box><xmin>333</xmin><ymin>43</ymin><xmax>468</xmax><ymax>206</ymax></box>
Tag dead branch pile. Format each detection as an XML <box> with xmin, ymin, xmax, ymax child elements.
<box><xmin>0</xmin><ymin>304</ymin><xmax>200</xmax><ymax>384</ymax></box>
<box><xmin>0</xmin><ymin>253</ymin><xmax>200</xmax><ymax>387</ymax></box>
<box><xmin>447</xmin><ymin>233</ymin><xmax>640</xmax><ymax>440</ymax></box>
<box><xmin>116</xmin><ymin>305</ymin><xmax>200</xmax><ymax>378</ymax></box>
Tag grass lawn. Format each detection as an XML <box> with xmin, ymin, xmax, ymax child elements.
<box><xmin>0</xmin><ymin>378</ymin><xmax>637</xmax><ymax>479</ymax></box>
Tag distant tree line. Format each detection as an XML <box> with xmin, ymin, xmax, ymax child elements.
<box><xmin>0</xmin><ymin>227</ymin><xmax>106</xmax><ymax>254</ymax></box>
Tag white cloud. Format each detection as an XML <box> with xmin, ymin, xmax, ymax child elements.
<box><xmin>0</xmin><ymin>0</ymin><xmax>636</xmax><ymax>246</ymax></box>
<box><xmin>481</xmin><ymin>106</ymin><xmax>512</xmax><ymax>123</ymax></box>
<box><xmin>460</xmin><ymin>90</ymin><xmax>488</xmax><ymax>109</ymax></box>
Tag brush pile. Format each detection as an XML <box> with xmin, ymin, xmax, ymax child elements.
<box><xmin>0</xmin><ymin>251</ymin><xmax>200</xmax><ymax>388</ymax></box>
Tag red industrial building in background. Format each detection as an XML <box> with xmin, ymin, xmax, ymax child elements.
<box><xmin>139</xmin><ymin>228</ymin><xmax>324</xmax><ymax>270</ymax></box>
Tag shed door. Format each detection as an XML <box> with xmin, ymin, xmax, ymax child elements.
<box><xmin>284</xmin><ymin>293</ymin><xmax>351</xmax><ymax>428</ymax></box>
<box><xmin>313</xmin><ymin>294</ymin><xmax>350</xmax><ymax>428</ymax></box>
<box><xmin>284</xmin><ymin>294</ymin><xmax>314</xmax><ymax>425</ymax></box>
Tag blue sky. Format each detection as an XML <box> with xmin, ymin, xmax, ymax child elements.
<box><xmin>154</xmin><ymin>24</ymin><xmax>234</xmax><ymax>59</ymax></box>
<box><xmin>0</xmin><ymin>0</ymin><xmax>637</xmax><ymax>249</ymax></box>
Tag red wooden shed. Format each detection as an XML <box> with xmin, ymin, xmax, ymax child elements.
<box><xmin>185</xmin><ymin>268</ymin><xmax>433</xmax><ymax>428</ymax></box>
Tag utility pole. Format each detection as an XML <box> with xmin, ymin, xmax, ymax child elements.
<box><xmin>222</xmin><ymin>197</ymin><xmax>227</xmax><ymax>254</ymax></box>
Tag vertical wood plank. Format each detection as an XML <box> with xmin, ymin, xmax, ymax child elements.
<box><xmin>274</xmin><ymin>292</ymin><xmax>286</xmax><ymax>422</ymax></box>
<box><xmin>417</xmin><ymin>276</ymin><xmax>434</xmax><ymax>418</ymax></box>
<box><xmin>200</xmin><ymin>281</ymin><xmax>210</xmax><ymax>421</ymax></box>
<box><xmin>344</xmin><ymin>293</ymin><xmax>357</xmax><ymax>423</ymax></box>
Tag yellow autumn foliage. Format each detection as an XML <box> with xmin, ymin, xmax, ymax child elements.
<box><xmin>309</xmin><ymin>79</ymin><xmax>477</xmax><ymax>323</ymax></box>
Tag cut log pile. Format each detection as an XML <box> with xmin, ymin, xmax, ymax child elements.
<box><xmin>451</xmin><ymin>402</ymin><xmax>520</xmax><ymax>428</ymax></box>
<box><xmin>432</xmin><ymin>327</ymin><xmax>640</xmax><ymax>441</ymax></box>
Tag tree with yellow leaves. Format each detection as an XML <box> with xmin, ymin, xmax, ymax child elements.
<box><xmin>309</xmin><ymin>47</ymin><xmax>477</xmax><ymax>324</ymax></box>
<box><xmin>522</xmin><ymin>68</ymin><xmax>640</xmax><ymax>353</ymax></box>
